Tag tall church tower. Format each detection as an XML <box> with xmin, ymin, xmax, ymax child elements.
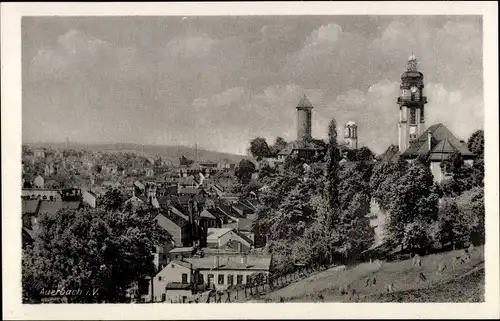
<box><xmin>398</xmin><ymin>53</ymin><xmax>428</xmax><ymax>152</ymax></box>
<box><xmin>344</xmin><ymin>121</ymin><xmax>358</xmax><ymax>149</ymax></box>
<box><xmin>296</xmin><ymin>94</ymin><xmax>313</xmax><ymax>141</ymax></box>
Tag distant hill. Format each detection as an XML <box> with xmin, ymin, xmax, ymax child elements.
<box><xmin>23</xmin><ymin>142</ymin><xmax>249</xmax><ymax>164</ymax></box>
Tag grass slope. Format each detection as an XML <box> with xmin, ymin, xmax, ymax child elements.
<box><xmin>259</xmin><ymin>247</ymin><xmax>484</xmax><ymax>303</ymax></box>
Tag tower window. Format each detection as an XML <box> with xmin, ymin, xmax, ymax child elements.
<box><xmin>409</xmin><ymin>109</ymin><xmax>416</xmax><ymax>125</ymax></box>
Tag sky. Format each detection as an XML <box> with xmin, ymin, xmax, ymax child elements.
<box><xmin>22</xmin><ymin>15</ymin><xmax>483</xmax><ymax>155</ymax></box>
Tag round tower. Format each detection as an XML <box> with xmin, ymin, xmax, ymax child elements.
<box><xmin>344</xmin><ymin>121</ymin><xmax>358</xmax><ymax>149</ymax></box>
<box><xmin>296</xmin><ymin>94</ymin><xmax>314</xmax><ymax>141</ymax></box>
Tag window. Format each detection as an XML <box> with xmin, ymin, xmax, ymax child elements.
<box><xmin>182</xmin><ymin>273</ymin><xmax>188</xmax><ymax>283</ymax></box>
<box><xmin>161</xmin><ymin>293</ymin><xmax>166</xmax><ymax>302</ymax></box>
<box><xmin>158</xmin><ymin>276</ymin><xmax>162</xmax><ymax>281</ymax></box>
<box><xmin>409</xmin><ymin>108</ymin><xmax>416</xmax><ymax>125</ymax></box>
<box><xmin>208</xmin><ymin>274</ymin><xmax>214</xmax><ymax>285</ymax></box>
<box><xmin>182</xmin><ymin>296</ymin><xmax>187</xmax><ymax>303</ymax></box>
<box><xmin>198</xmin><ymin>274</ymin><xmax>204</xmax><ymax>284</ymax></box>
<box><xmin>218</xmin><ymin>274</ymin><xmax>225</xmax><ymax>285</ymax></box>
<box><xmin>246</xmin><ymin>275</ymin><xmax>251</xmax><ymax>284</ymax></box>
<box><xmin>227</xmin><ymin>274</ymin><xmax>234</xmax><ymax>286</ymax></box>
<box><xmin>237</xmin><ymin>275</ymin><xmax>243</xmax><ymax>285</ymax></box>
<box><xmin>162</xmin><ymin>254</ymin><xmax>167</xmax><ymax>260</ymax></box>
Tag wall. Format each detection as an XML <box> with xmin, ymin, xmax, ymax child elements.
<box><xmin>82</xmin><ymin>191</ymin><xmax>96</xmax><ymax>208</ymax></box>
<box><xmin>22</xmin><ymin>189</ymin><xmax>61</xmax><ymax>201</ymax></box>
<box><xmin>430</xmin><ymin>161</ymin><xmax>445</xmax><ymax>183</ymax></box>
<box><xmin>198</xmin><ymin>269</ymin><xmax>269</xmax><ymax>291</ymax></box>
<box><xmin>165</xmin><ymin>289</ymin><xmax>192</xmax><ymax>303</ymax></box>
<box><xmin>149</xmin><ymin>261</ymin><xmax>192</xmax><ymax>302</ymax></box>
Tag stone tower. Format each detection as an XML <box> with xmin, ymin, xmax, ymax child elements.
<box><xmin>296</xmin><ymin>94</ymin><xmax>313</xmax><ymax>141</ymax></box>
<box><xmin>344</xmin><ymin>121</ymin><xmax>358</xmax><ymax>149</ymax></box>
<box><xmin>398</xmin><ymin>53</ymin><xmax>428</xmax><ymax>152</ymax></box>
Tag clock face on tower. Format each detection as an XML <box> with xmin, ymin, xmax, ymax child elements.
<box><xmin>411</xmin><ymin>86</ymin><xmax>418</xmax><ymax>93</ymax></box>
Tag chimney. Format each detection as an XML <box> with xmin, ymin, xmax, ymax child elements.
<box><xmin>427</xmin><ymin>131</ymin><xmax>432</xmax><ymax>150</ymax></box>
<box><xmin>240</xmin><ymin>254</ymin><xmax>248</xmax><ymax>266</ymax></box>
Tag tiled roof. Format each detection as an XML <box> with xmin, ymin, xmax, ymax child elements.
<box><xmin>232</xmin><ymin>202</ymin><xmax>254</xmax><ymax>215</ymax></box>
<box><xmin>179</xmin><ymin>187</ymin><xmax>200</xmax><ymax>195</ymax></box>
<box><xmin>165</xmin><ymin>282</ymin><xmax>192</xmax><ymax>290</ymax></box>
<box><xmin>22</xmin><ymin>200</ymin><xmax>40</xmax><ymax>214</ymax></box>
<box><xmin>157</xmin><ymin>209</ymin><xmax>189</xmax><ymax>228</ymax></box>
<box><xmin>168</xmin><ymin>247</ymin><xmax>195</xmax><ymax>254</ymax></box>
<box><xmin>38</xmin><ymin>201</ymin><xmax>80</xmax><ymax>214</ymax></box>
<box><xmin>402</xmin><ymin>123</ymin><xmax>474</xmax><ymax>158</ymax></box>
<box><xmin>206</xmin><ymin>228</ymin><xmax>233</xmax><ymax>241</ymax></box>
<box><xmin>169</xmin><ymin>260</ymin><xmax>193</xmax><ymax>269</ymax></box>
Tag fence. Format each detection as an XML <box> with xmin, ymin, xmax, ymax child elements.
<box><xmin>169</xmin><ymin>263</ymin><xmax>328</xmax><ymax>303</ymax></box>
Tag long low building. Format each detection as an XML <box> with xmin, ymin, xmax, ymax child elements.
<box><xmin>146</xmin><ymin>254</ymin><xmax>272</xmax><ymax>302</ymax></box>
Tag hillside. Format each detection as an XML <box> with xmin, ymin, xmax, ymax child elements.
<box><xmin>254</xmin><ymin>247</ymin><xmax>484</xmax><ymax>303</ymax></box>
<box><xmin>23</xmin><ymin>142</ymin><xmax>249</xmax><ymax>164</ymax></box>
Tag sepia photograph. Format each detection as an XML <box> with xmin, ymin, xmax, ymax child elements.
<box><xmin>2</xmin><ymin>1</ymin><xmax>499</xmax><ymax>320</ymax></box>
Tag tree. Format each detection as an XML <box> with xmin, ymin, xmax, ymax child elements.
<box><xmin>99</xmin><ymin>188</ymin><xmax>127</xmax><ymax>211</ymax></box>
<box><xmin>249</xmin><ymin>137</ymin><xmax>271</xmax><ymax>160</ymax></box>
<box><xmin>270</xmin><ymin>137</ymin><xmax>288</xmax><ymax>157</ymax></box>
<box><xmin>356</xmin><ymin>146</ymin><xmax>375</xmax><ymax>161</ymax></box>
<box><xmin>441</xmin><ymin>150</ymin><xmax>464</xmax><ymax>175</ymax></box>
<box><xmin>468</xmin><ymin>130</ymin><xmax>484</xmax><ymax>157</ymax></box>
<box><xmin>325</xmin><ymin>118</ymin><xmax>341</xmax><ymax>211</ymax></box>
<box><xmin>234</xmin><ymin>159</ymin><xmax>256</xmax><ymax>185</ymax></box>
<box><xmin>384</xmin><ymin>161</ymin><xmax>439</xmax><ymax>253</ymax></box>
<box><xmin>22</xmin><ymin>206</ymin><xmax>169</xmax><ymax>303</ymax></box>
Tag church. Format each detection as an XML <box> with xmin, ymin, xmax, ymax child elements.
<box><xmin>384</xmin><ymin>54</ymin><xmax>475</xmax><ymax>182</ymax></box>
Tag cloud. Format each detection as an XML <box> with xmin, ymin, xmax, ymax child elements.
<box><xmin>29</xmin><ymin>29</ymin><xmax>153</xmax><ymax>84</ymax></box>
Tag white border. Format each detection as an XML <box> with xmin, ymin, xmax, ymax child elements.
<box><xmin>2</xmin><ymin>2</ymin><xmax>499</xmax><ymax>320</ymax></box>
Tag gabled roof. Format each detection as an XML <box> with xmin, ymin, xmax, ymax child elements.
<box><xmin>38</xmin><ymin>200</ymin><xmax>80</xmax><ymax>214</ymax></box>
<box><xmin>200</xmin><ymin>209</ymin><xmax>216</xmax><ymax>220</ymax></box>
<box><xmin>402</xmin><ymin>123</ymin><xmax>474</xmax><ymax>159</ymax></box>
<box><xmin>22</xmin><ymin>200</ymin><xmax>40</xmax><ymax>214</ymax></box>
<box><xmin>232</xmin><ymin>202</ymin><xmax>254</xmax><ymax>215</ymax></box>
<box><xmin>206</xmin><ymin>228</ymin><xmax>233</xmax><ymax>241</ymax></box>
<box><xmin>179</xmin><ymin>187</ymin><xmax>201</xmax><ymax>195</ymax></box>
<box><xmin>156</xmin><ymin>209</ymin><xmax>189</xmax><ymax>228</ymax></box>
<box><xmin>297</xmin><ymin>94</ymin><xmax>314</xmax><ymax>109</ymax></box>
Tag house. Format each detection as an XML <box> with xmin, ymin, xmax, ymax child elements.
<box><xmin>22</xmin><ymin>199</ymin><xmax>41</xmax><ymax>231</ymax></box>
<box><xmin>400</xmin><ymin>123</ymin><xmax>475</xmax><ymax>182</ymax></box>
<box><xmin>154</xmin><ymin>209</ymin><xmax>192</xmax><ymax>247</ymax></box>
<box><xmin>33</xmin><ymin>175</ymin><xmax>45</xmax><ymax>189</ymax></box>
<box><xmin>124</xmin><ymin>195</ymin><xmax>146</xmax><ymax>209</ymax></box>
<box><xmin>22</xmin><ymin>227</ymin><xmax>35</xmax><ymax>249</ymax></box>
<box><xmin>206</xmin><ymin>228</ymin><xmax>253</xmax><ymax>252</ymax></box>
<box><xmin>34</xmin><ymin>148</ymin><xmax>46</xmax><ymax>158</ymax></box>
<box><xmin>82</xmin><ymin>189</ymin><xmax>97</xmax><ymax>208</ymax></box>
<box><xmin>154</xmin><ymin>238</ymin><xmax>176</xmax><ymax>271</ymax></box>
<box><xmin>22</xmin><ymin>188</ymin><xmax>61</xmax><ymax>201</ymax></box>
<box><xmin>148</xmin><ymin>260</ymin><xmax>196</xmax><ymax>302</ymax></box>
<box><xmin>168</xmin><ymin>247</ymin><xmax>195</xmax><ymax>262</ymax></box>
<box><xmin>185</xmin><ymin>254</ymin><xmax>272</xmax><ymax>291</ymax></box>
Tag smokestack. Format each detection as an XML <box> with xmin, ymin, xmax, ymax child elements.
<box><xmin>428</xmin><ymin>131</ymin><xmax>432</xmax><ymax>150</ymax></box>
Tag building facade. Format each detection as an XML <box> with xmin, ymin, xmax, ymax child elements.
<box><xmin>344</xmin><ymin>121</ymin><xmax>358</xmax><ymax>150</ymax></box>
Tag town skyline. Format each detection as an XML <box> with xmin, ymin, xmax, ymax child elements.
<box><xmin>23</xmin><ymin>15</ymin><xmax>483</xmax><ymax>155</ymax></box>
